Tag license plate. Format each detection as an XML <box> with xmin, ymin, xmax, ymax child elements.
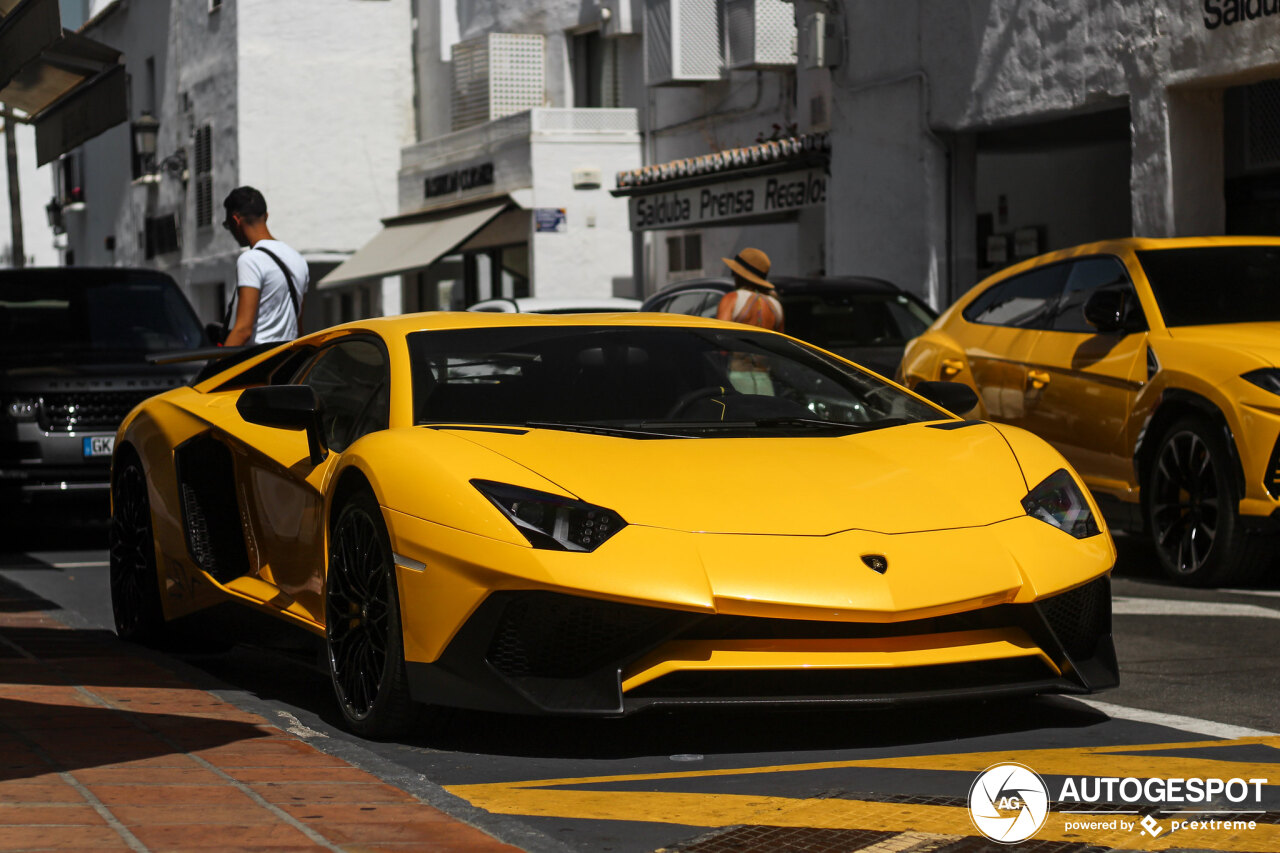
<box><xmin>83</xmin><ymin>435</ymin><xmax>115</xmax><ymax>457</ymax></box>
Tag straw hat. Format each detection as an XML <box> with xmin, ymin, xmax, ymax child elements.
<box><xmin>722</xmin><ymin>247</ymin><xmax>774</xmax><ymax>290</ymax></box>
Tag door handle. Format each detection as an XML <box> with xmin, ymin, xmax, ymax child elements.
<box><xmin>1027</xmin><ymin>369</ymin><xmax>1051</xmax><ymax>390</ymax></box>
<box><xmin>940</xmin><ymin>358</ymin><xmax>964</xmax><ymax>378</ymax></box>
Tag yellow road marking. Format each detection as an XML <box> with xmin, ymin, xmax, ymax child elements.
<box><xmin>446</xmin><ymin>737</ymin><xmax>1280</xmax><ymax>851</ymax></box>
<box><xmin>445</xmin><ymin>787</ymin><xmax>1277</xmax><ymax>851</ymax></box>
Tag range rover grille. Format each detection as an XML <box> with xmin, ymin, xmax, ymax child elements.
<box><xmin>36</xmin><ymin>391</ymin><xmax>157</xmax><ymax>432</ymax></box>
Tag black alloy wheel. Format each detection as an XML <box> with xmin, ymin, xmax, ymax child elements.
<box><xmin>1145</xmin><ymin>416</ymin><xmax>1267</xmax><ymax>586</ymax></box>
<box><xmin>326</xmin><ymin>491</ymin><xmax>417</xmax><ymax>738</ymax></box>
<box><xmin>109</xmin><ymin>455</ymin><xmax>167</xmax><ymax>643</ymax></box>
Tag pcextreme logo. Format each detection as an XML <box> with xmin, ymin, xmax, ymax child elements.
<box><xmin>968</xmin><ymin>762</ymin><xmax>1050</xmax><ymax>843</ymax></box>
<box><xmin>968</xmin><ymin>763</ymin><xmax>1269</xmax><ymax>844</ymax></box>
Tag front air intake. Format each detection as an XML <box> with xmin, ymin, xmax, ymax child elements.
<box><xmin>1035</xmin><ymin>576</ymin><xmax>1111</xmax><ymax>661</ymax></box>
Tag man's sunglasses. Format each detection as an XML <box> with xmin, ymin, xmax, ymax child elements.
<box><xmin>222</xmin><ymin>217</ymin><xmax>237</xmax><ymax>232</ymax></box>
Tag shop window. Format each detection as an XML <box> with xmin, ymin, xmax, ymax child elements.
<box><xmin>194</xmin><ymin>124</ymin><xmax>213</xmax><ymax>228</ymax></box>
<box><xmin>667</xmin><ymin>234</ymin><xmax>702</xmax><ymax>273</ymax></box>
<box><xmin>56</xmin><ymin>154</ymin><xmax>85</xmax><ymax>205</ymax></box>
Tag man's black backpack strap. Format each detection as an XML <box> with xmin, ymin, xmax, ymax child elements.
<box><xmin>254</xmin><ymin>246</ymin><xmax>302</xmax><ymax>318</ymax></box>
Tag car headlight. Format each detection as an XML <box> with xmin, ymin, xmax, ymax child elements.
<box><xmin>1021</xmin><ymin>469</ymin><xmax>1100</xmax><ymax>538</ymax></box>
<box><xmin>3</xmin><ymin>397</ymin><xmax>37</xmax><ymax>422</ymax></box>
<box><xmin>1242</xmin><ymin>368</ymin><xmax>1280</xmax><ymax>395</ymax></box>
<box><xmin>472</xmin><ymin>480</ymin><xmax>627</xmax><ymax>552</ymax></box>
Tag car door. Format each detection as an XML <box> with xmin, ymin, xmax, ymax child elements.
<box><xmin>954</xmin><ymin>264</ymin><xmax>1066</xmax><ymax>426</ymax></box>
<box><xmin>1017</xmin><ymin>256</ymin><xmax>1148</xmax><ymax>494</ymax></box>
<box><xmin>236</xmin><ymin>337</ymin><xmax>391</xmax><ymax>625</ymax></box>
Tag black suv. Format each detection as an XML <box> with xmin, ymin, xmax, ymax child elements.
<box><xmin>1</xmin><ymin>268</ymin><xmax>206</xmax><ymax>505</ymax></box>
<box><xmin>641</xmin><ymin>276</ymin><xmax>937</xmax><ymax>378</ymax></box>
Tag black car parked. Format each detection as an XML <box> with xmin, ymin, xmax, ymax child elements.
<box><xmin>641</xmin><ymin>276</ymin><xmax>937</xmax><ymax>378</ymax></box>
<box><xmin>1</xmin><ymin>268</ymin><xmax>206</xmax><ymax>505</ymax></box>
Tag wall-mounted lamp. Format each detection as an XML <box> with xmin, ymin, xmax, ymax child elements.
<box><xmin>131</xmin><ymin>112</ymin><xmax>188</xmax><ymax>180</ymax></box>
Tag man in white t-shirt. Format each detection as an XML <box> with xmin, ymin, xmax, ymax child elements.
<box><xmin>222</xmin><ymin>186</ymin><xmax>310</xmax><ymax>346</ymax></box>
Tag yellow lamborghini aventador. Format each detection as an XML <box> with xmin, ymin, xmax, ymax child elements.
<box><xmin>901</xmin><ymin>237</ymin><xmax>1280</xmax><ymax>587</ymax></box>
<box><xmin>111</xmin><ymin>312</ymin><xmax>1116</xmax><ymax>737</ymax></box>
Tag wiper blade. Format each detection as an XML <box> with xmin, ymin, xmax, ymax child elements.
<box><xmin>525</xmin><ymin>420</ymin><xmax>694</xmax><ymax>439</ymax></box>
<box><xmin>751</xmin><ymin>416</ymin><xmax>911</xmax><ymax>430</ymax></box>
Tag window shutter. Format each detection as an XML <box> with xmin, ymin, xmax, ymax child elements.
<box><xmin>194</xmin><ymin>124</ymin><xmax>213</xmax><ymax>227</ymax></box>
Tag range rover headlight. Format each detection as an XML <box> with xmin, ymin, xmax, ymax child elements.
<box><xmin>3</xmin><ymin>398</ymin><xmax>37</xmax><ymax>422</ymax></box>
<box><xmin>1242</xmin><ymin>368</ymin><xmax>1280</xmax><ymax>396</ymax></box>
<box><xmin>1022</xmin><ymin>469</ymin><xmax>1100</xmax><ymax>539</ymax></box>
<box><xmin>472</xmin><ymin>480</ymin><xmax>627</xmax><ymax>552</ymax></box>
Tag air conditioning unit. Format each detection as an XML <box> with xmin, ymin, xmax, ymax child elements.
<box><xmin>799</xmin><ymin>11</ymin><xmax>842</xmax><ymax>70</ymax></box>
<box><xmin>600</xmin><ymin>0</ymin><xmax>641</xmax><ymax>37</ymax></box>
<box><xmin>451</xmin><ymin>34</ymin><xmax>546</xmax><ymax>132</ymax></box>
<box><xmin>726</xmin><ymin>0</ymin><xmax>796</xmax><ymax>70</ymax></box>
<box><xmin>644</xmin><ymin>0</ymin><xmax>723</xmax><ymax>86</ymax></box>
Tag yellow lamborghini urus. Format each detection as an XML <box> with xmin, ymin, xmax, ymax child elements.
<box><xmin>111</xmin><ymin>313</ymin><xmax>1116</xmax><ymax>737</ymax></box>
<box><xmin>902</xmin><ymin>237</ymin><xmax>1280</xmax><ymax>586</ymax></box>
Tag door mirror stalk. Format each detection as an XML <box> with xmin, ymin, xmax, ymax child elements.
<box><xmin>236</xmin><ymin>385</ymin><xmax>330</xmax><ymax>465</ymax></box>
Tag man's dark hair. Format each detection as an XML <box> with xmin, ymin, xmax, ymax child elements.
<box><xmin>223</xmin><ymin>186</ymin><xmax>267</xmax><ymax>224</ymax></box>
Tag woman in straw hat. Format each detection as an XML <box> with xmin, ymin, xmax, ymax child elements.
<box><xmin>716</xmin><ymin>247</ymin><xmax>784</xmax><ymax>332</ymax></box>
<box><xmin>716</xmin><ymin>248</ymin><xmax>784</xmax><ymax>394</ymax></box>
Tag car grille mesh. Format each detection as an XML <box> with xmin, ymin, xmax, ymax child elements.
<box><xmin>36</xmin><ymin>391</ymin><xmax>156</xmax><ymax>432</ymax></box>
<box><xmin>1035</xmin><ymin>575</ymin><xmax>1110</xmax><ymax>660</ymax></box>
<box><xmin>487</xmin><ymin>593</ymin><xmax>678</xmax><ymax>678</ymax></box>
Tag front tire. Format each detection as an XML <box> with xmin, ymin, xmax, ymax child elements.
<box><xmin>109</xmin><ymin>454</ymin><xmax>167</xmax><ymax>643</ymax></box>
<box><xmin>326</xmin><ymin>491</ymin><xmax>418</xmax><ymax>738</ymax></box>
<box><xmin>1145</xmin><ymin>417</ymin><xmax>1274</xmax><ymax>586</ymax></box>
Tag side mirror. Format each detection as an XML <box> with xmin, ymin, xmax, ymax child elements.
<box><xmin>914</xmin><ymin>380</ymin><xmax>979</xmax><ymax>415</ymax></box>
<box><xmin>236</xmin><ymin>385</ymin><xmax>329</xmax><ymax>465</ymax></box>
<box><xmin>1083</xmin><ymin>289</ymin><xmax>1126</xmax><ymax>333</ymax></box>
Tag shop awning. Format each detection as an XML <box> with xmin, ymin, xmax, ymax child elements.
<box><xmin>0</xmin><ymin>0</ymin><xmax>128</xmax><ymax>165</ymax></box>
<box><xmin>319</xmin><ymin>200</ymin><xmax>510</xmax><ymax>289</ymax></box>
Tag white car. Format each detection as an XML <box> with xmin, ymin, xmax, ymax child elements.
<box><xmin>466</xmin><ymin>297</ymin><xmax>642</xmax><ymax>314</ymax></box>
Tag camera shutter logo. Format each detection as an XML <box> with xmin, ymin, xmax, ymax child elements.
<box><xmin>968</xmin><ymin>762</ymin><xmax>1050</xmax><ymax>843</ymax></box>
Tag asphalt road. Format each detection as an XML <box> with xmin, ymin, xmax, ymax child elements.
<box><xmin>3</xmin><ymin>508</ymin><xmax>1280</xmax><ymax>852</ymax></box>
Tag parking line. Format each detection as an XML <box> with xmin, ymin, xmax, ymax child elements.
<box><xmin>1112</xmin><ymin>597</ymin><xmax>1280</xmax><ymax>620</ymax></box>
<box><xmin>1074</xmin><ymin>698</ymin><xmax>1276</xmax><ymax>739</ymax></box>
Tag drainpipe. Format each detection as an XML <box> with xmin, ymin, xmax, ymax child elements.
<box><xmin>3</xmin><ymin>105</ymin><xmax>24</xmax><ymax>268</ymax></box>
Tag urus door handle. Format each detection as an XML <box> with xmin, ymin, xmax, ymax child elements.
<box><xmin>940</xmin><ymin>358</ymin><xmax>964</xmax><ymax>378</ymax></box>
<box><xmin>1027</xmin><ymin>369</ymin><xmax>1051</xmax><ymax>390</ymax></box>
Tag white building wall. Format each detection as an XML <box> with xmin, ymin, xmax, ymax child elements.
<box><xmin>238</xmin><ymin>0</ymin><xmax>414</xmax><ymax>257</ymax></box>
<box><xmin>528</xmin><ymin>135</ymin><xmax>640</xmax><ymax>298</ymax></box>
<box><xmin>829</xmin><ymin>0</ymin><xmax>1280</xmax><ymax>306</ymax></box>
<box><xmin>0</xmin><ymin>126</ymin><xmax>60</xmax><ymax>267</ymax></box>
<box><xmin>168</xmin><ymin>0</ymin><xmax>238</xmax><ymax>310</ymax></box>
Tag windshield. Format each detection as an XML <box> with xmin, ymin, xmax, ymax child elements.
<box><xmin>782</xmin><ymin>291</ymin><xmax>935</xmax><ymax>352</ymax></box>
<box><xmin>0</xmin><ymin>272</ymin><xmax>204</xmax><ymax>358</ymax></box>
<box><xmin>408</xmin><ymin>325</ymin><xmax>946</xmax><ymax>436</ymax></box>
<box><xmin>1137</xmin><ymin>246</ymin><xmax>1280</xmax><ymax>327</ymax></box>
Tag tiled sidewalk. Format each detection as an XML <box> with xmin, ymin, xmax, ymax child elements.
<box><xmin>0</xmin><ymin>576</ymin><xmax>521</xmax><ymax>853</ymax></box>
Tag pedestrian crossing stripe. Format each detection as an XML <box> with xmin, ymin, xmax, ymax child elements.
<box><xmin>446</xmin><ymin>736</ymin><xmax>1280</xmax><ymax>852</ymax></box>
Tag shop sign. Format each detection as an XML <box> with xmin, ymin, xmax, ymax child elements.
<box><xmin>534</xmin><ymin>208</ymin><xmax>567</xmax><ymax>232</ymax></box>
<box><xmin>424</xmin><ymin>162</ymin><xmax>495</xmax><ymax>199</ymax></box>
<box><xmin>1204</xmin><ymin>0</ymin><xmax>1280</xmax><ymax>29</ymax></box>
<box><xmin>628</xmin><ymin>168</ymin><xmax>827</xmax><ymax>231</ymax></box>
